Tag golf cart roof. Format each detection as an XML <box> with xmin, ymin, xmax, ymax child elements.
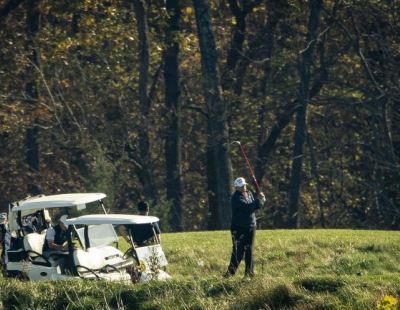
<box><xmin>66</xmin><ymin>214</ymin><xmax>159</xmax><ymax>225</ymax></box>
<box><xmin>12</xmin><ymin>193</ymin><xmax>107</xmax><ymax>212</ymax></box>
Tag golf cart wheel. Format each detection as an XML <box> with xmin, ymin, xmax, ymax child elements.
<box><xmin>123</xmin><ymin>248</ymin><xmax>142</xmax><ymax>283</ymax></box>
<box><xmin>4</xmin><ymin>270</ymin><xmax>29</xmax><ymax>280</ymax></box>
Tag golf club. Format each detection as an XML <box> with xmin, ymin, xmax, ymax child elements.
<box><xmin>231</xmin><ymin>141</ymin><xmax>261</xmax><ymax>192</ymax></box>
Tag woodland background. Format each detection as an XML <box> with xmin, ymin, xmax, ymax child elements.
<box><xmin>1</xmin><ymin>0</ymin><xmax>400</xmax><ymax>232</ymax></box>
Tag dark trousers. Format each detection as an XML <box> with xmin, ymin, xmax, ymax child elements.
<box><xmin>227</xmin><ymin>224</ymin><xmax>256</xmax><ymax>276</ymax></box>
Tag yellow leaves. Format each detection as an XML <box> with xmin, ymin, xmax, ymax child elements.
<box><xmin>56</xmin><ymin>39</ymin><xmax>72</xmax><ymax>51</ymax></box>
<box><xmin>231</xmin><ymin>17</ymin><xmax>237</xmax><ymax>25</ymax></box>
<box><xmin>299</xmin><ymin>25</ymin><xmax>307</xmax><ymax>33</ymax></box>
<box><xmin>106</xmin><ymin>6</ymin><xmax>117</xmax><ymax>16</ymax></box>
<box><xmin>61</xmin><ymin>79</ymin><xmax>70</xmax><ymax>87</ymax></box>
<box><xmin>85</xmin><ymin>16</ymin><xmax>96</xmax><ymax>27</ymax></box>
<box><xmin>183</xmin><ymin>6</ymin><xmax>194</xmax><ymax>22</ymax></box>
<box><xmin>344</xmin><ymin>56</ymin><xmax>352</xmax><ymax>64</ymax></box>
<box><xmin>252</xmin><ymin>6</ymin><xmax>266</xmax><ymax>13</ymax></box>
<box><xmin>351</xmin><ymin>91</ymin><xmax>364</xmax><ymax>99</ymax></box>
<box><xmin>120</xmin><ymin>75</ymin><xmax>130</xmax><ymax>84</ymax></box>
<box><xmin>181</xmin><ymin>33</ymin><xmax>198</xmax><ymax>52</ymax></box>
<box><xmin>84</xmin><ymin>37</ymin><xmax>93</xmax><ymax>45</ymax></box>
<box><xmin>84</xmin><ymin>0</ymin><xmax>91</xmax><ymax>12</ymax></box>
<box><xmin>32</xmin><ymin>104</ymin><xmax>54</xmax><ymax>121</ymax></box>
<box><xmin>376</xmin><ymin>295</ymin><xmax>397</xmax><ymax>310</ymax></box>
<box><xmin>38</xmin><ymin>2</ymin><xmax>52</xmax><ymax>14</ymax></box>
<box><xmin>56</xmin><ymin>37</ymin><xmax>84</xmax><ymax>52</ymax></box>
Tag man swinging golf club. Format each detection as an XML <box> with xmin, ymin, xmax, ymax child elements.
<box><xmin>225</xmin><ymin>141</ymin><xmax>266</xmax><ymax>278</ymax></box>
<box><xmin>225</xmin><ymin>177</ymin><xmax>266</xmax><ymax>278</ymax></box>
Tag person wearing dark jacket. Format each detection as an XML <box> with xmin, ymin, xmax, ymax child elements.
<box><xmin>42</xmin><ymin>215</ymin><xmax>69</xmax><ymax>258</ymax></box>
<box><xmin>225</xmin><ymin>177</ymin><xmax>265</xmax><ymax>277</ymax></box>
<box><xmin>118</xmin><ymin>201</ymin><xmax>161</xmax><ymax>247</ymax></box>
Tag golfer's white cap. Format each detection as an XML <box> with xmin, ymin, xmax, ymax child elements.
<box><xmin>234</xmin><ymin>177</ymin><xmax>247</xmax><ymax>187</ymax></box>
<box><xmin>59</xmin><ymin>215</ymin><xmax>69</xmax><ymax>227</ymax></box>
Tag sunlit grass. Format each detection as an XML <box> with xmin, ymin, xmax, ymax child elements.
<box><xmin>160</xmin><ymin>229</ymin><xmax>400</xmax><ymax>279</ymax></box>
<box><xmin>2</xmin><ymin>229</ymin><xmax>400</xmax><ymax>309</ymax></box>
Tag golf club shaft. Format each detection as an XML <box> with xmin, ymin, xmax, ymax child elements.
<box><xmin>237</xmin><ymin>143</ymin><xmax>261</xmax><ymax>192</ymax></box>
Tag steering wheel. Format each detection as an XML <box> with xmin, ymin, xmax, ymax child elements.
<box><xmin>123</xmin><ymin>247</ymin><xmax>139</xmax><ymax>265</ymax></box>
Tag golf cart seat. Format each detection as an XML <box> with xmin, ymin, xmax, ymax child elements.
<box><xmin>23</xmin><ymin>233</ymin><xmax>53</xmax><ymax>267</ymax></box>
<box><xmin>73</xmin><ymin>248</ymin><xmax>130</xmax><ymax>281</ymax></box>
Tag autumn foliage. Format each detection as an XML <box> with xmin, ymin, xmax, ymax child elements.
<box><xmin>1</xmin><ymin>0</ymin><xmax>400</xmax><ymax>231</ymax></box>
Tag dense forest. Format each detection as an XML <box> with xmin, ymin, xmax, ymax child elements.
<box><xmin>1</xmin><ymin>0</ymin><xmax>399</xmax><ymax>232</ymax></box>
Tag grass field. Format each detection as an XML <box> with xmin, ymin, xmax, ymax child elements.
<box><xmin>1</xmin><ymin>229</ymin><xmax>400</xmax><ymax>309</ymax></box>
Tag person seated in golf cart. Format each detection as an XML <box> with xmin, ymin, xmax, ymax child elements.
<box><xmin>43</xmin><ymin>215</ymin><xmax>69</xmax><ymax>256</ymax></box>
<box><xmin>22</xmin><ymin>215</ymin><xmax>39</xmax><ymax>234</ymax></box>
<box><xmin>118</xmin><ymin>201</ymin><xmax>161</xmax><ymax>247</ymax></box>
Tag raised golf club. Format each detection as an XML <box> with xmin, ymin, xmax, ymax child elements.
<box><xmin>231</xmin><ymin>141</ymin><xmax>261</xmax><ymax>192</ymax></box>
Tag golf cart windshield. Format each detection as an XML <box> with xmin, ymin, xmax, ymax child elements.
<box><xmin>75</xmin><ymin>224</ymin><xmax>119</xmax><ymax>249</ymax></box>
<box><xmin>67</xmin><ymin>214</ymin><xmax>160</xmax><ymax>249</ymax></box>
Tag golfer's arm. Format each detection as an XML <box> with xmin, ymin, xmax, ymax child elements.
<box><xmin>235</xmin><ymin>196</ymin><xmax>260</xmax><ymax>211</ymax></box>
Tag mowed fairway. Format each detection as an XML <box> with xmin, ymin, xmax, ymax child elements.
<box><xmin>162</xmin><ymin>229</ymin><xmax>400</xmax><ymax>279</ymax></box>
<box><xmin>1</xmin><ymin>229</ymin><xmax>400</xmax><ymax>309</ymax></box>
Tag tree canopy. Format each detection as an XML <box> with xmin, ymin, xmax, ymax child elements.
<box><xmin>1</xmin><ymin>0</ymin><xmax>400</xmax><ymax>231</ymax></box>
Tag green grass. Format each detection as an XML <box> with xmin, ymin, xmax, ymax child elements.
<box><xmin>162</xmin><ymin>229</ymin><xmax>400</xmax><ymax>279</ymax></box>
<box><xmin>2</xmin><ymin>229</ymin><xmax>400</xmax><ymax>309</ymax></box>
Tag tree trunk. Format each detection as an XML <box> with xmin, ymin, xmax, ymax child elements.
<box><xmin>254</xmin><ymin>0</ymin><xmax>289</xmax><ymax>183</ymax></box>
<box><xmin>222</xmin><ymin>0</ymin><xmax>264</xmax><ymax>91</ymax></box>
<box><xmin>132</xmin><ymin>0</ymin><xmax>159</xmax><ymax>204</ymax></box>
<box><xmin>206</xmin><ymin>122</ymin><xmax>220</xmax><ymax>230</ymax></box>
<box><xmin>306</xmin><ymin>128</ymin><xmax>326</xmax><ymax>228</ymax></box>
<box><xmin>193</xmin><ymin>0</ymin><xmax>232</xmax><ymax>230</ymax></box>
<box><xmin>225</xmin><ymin>0</ymin><xmax>247</xmax><ymax>71</ymax></box>
<box><xmin>255</xmin><ymin>0</ymin><xmax>339</xmax><ymax>188</ymax></box>
<box><xmin>164</xmin><ymin>0</ymin><xmax>183</xmax><ymax>232</ymax></box>
<box><xmin>25</xmin><ymin>0</ymin><xmax>41</xmax><ymax>196</ymax></box>
<box><xmin>348</xmin><ymin>8</ymin><xmax>400</xmax><ymax>227</ymax></box>
<box><xmin>0</xmin><ymin>0</ymin><xmax>24</xmax><ymax>18</ymax></box>
<box><xmin>288</xmin><ymin>0</ymin><xmax>322</xmax><ymax>229</ymax></box>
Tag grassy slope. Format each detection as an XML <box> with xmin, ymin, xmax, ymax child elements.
<box><xmin>162</xmin><ymin>229</ymin><xmax>400</xmax><ymax>279</ymax></box>
<box><xmin>2</xmin><ymin>229</ymin><xmax>400</xmax><ymax>309</ymax></box>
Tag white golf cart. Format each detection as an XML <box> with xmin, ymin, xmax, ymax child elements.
<box><xmin>66</xmin><ymin>214</ymin><xmax>171</xmax><ymax>282</ymax></box>
<box><xmin>2</xmin><ymin>193</ymin><xmax>170</xmax><ymax>282</ymax></box>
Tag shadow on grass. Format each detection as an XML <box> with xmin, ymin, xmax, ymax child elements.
<box><xmin>294</xmin><ymin>277</ymin><xmax>345</xmax><ymax>293</ymax></box>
